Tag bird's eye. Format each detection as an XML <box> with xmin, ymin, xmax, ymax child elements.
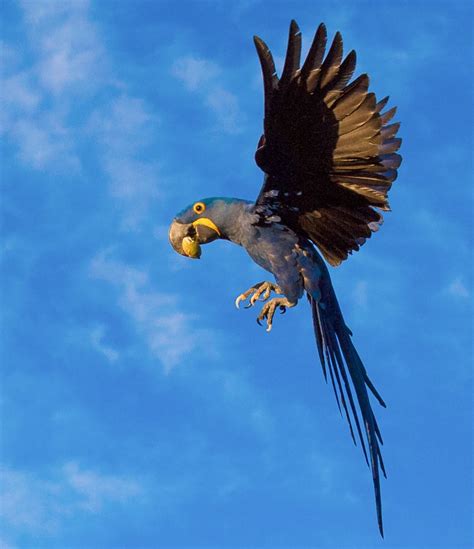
<box><xmin>193</xmin><ymin>202</ymin><xmax>206</xmax><ymax>214</ymax></box>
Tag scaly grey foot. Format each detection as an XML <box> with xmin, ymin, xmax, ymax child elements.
<box><xmin>256</xmin><ymin>297</ymin><xmax>296</xmax><ymax>332</ymax></box>
<box><xmin>235</xmin><ymin>281</ymin><xmax>283</xmax><ymax>309</ymax></box>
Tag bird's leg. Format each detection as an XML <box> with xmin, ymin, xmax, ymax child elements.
<box><xmin>257</xmin><ymin>297</ymin><xmax>296</xmax><ymax>332</ymax></box>
<box><xmin>235</xmin><ymin>281</ymin><xmax>283</xmax><ymax>309</ymax></box>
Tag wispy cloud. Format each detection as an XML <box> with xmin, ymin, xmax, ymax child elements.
<box><xmin>1</xmin><ymin>0</ymin><xmax>105</xmax><ymax>171</ymax></box>
<box><xmin>62</xmin><ymin>461</ymin><xmax>141</xmax><ymax>512</ymax></box>
<box><xmin>0</xmin><ymin>462</ymin><xmax>142</xmax><ymax>537</ymax></box>
<box><xmin>0</xmin><ymin>466</ymin><xmax>60</xmax><ymax>535</ymax></box>
<box><xmin>352</xmin><ymin>279</ymin><xmax>369</xmax><ymax>310</ymax></box>
<box><xmin>89</xmin><ymin>250</ymin><xmax>216</xmax><ymax>372</ymax></box>
<box><xmin>205</xmin><ymin>367</ymin><xmax>276</xmax><ymax>439</ymax></box>
<box><xmin>12</xmin><ymin>117</ymin><xmax>80</xmax><ymax>171</ymax></box>
<box><xmin>0</xmin><ymin>537</ymin><xmax>14</xmax><ymax>549</ymax></box>
<box><xmin>171</xmin><ymin>55</ymin><xmax>219</xmax><ymax>91</ymax></box>
<box><xmin>20</xmin><ymin>0</ymin><xmax>90</xmax><ymax>26</ymax></box>
<box><xmin>35</xmin><ymin>16</ymin><xmax>104</xmax><ymax>95</ymax></box>
<box><xmin>1</xmin><ymin>1</ymin><xmax>161</xmax><ymax>230</ymax></box>
<box><xmin>19</xmin><ymin>0</ymin><xmax>105</xmax><ymax>95</ymax></box>
<box><xmin>206</xmin><ymin>86</ymin><xmax>242</xmax><ymax>135</ymax></box>
<box><xmin>1</xmin><ymin>72</ymin><xmax>40</xmax><ymax>112</ymax></box>
<box><xmin>87</xmin><ymin>95</ymin><xmax>160</xmax><ymax>228</ymax></box>
<box><xmin>446</xmin><ymin>276</ymin><xmax>470</xmax><ymax>300</ymax></box>
<box><xmin>172</xmin><ymin>54</ymin><xmax>244</xmax><ymax>134</ymax></box>
<box><xmin>90</xmin><ymin>325</ymin><xmax>120</xmax><ymax>363</ymax></box>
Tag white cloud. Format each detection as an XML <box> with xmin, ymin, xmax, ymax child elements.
<box><xmin>0</xmin><ymin>466</ymin><xmax>60</xmax><ymax>534</ymax></box>
<box><xmin>0</xmin><ymin>70</ymin><xmax>41</xmax><ymax>142</ymax></box>
<box><xmin>3</xmin><ymin>1</ymin><xmax>158</xmax><ymax>227</ymax></box>
<box><xmin>103</xmin><ymin>155</ymin><xmax>158</xmax><ymax>211</ymax></box>
<box><xmin>352</xmin><ymin>279</ymin><xmax>368</xmax><ymax>309</ymax></box>
<box><xmin>213</xmin><ymin>368</ymin><xmax>275</xmax><ymax>438</ymax></box>
<box><xmin>88</xmin><ymin>95</ymin><xmax>160</xmax><ymax>228</ymax></box>
<box><xmin>89</xmin><ymin>250</ymin><xmax>215</xmax><ymax>372</ymax></box>
<box><xmin>90</xmin><ymin>325</ymin><xmax>119</xmax><ymax>363</ymax></box>
<box><xmin>1</xmin><ymin>72</ymin><xmax>40</xmax><ymax>112</ymax></box>
<box><xmin>446</xmin><ymin>276</ymin><xmax>470</xmax><ymax>299</ymax></box>
<box><xmin>206</xmin><ymin>86</ymin><xmax>242</xmax><ymax>135</ymax></box>
<box><xmin>62</xmin><ymin>462</ymin><xmax>141</xmax><ymax>512</ymax></box>
<box><xmin>2</xmin><ymin>5</ymin><xmax>160</xmax><ymax>221</ymax></box>
<box><xmin>36</xmin><ymin>17</ymin><xmax>104</xmax><ymax>94</ymax></box>
<box><xmin>0</xmin><ymin>462</ymin><xmax>142</xmax><ymax>538</ymax></box>
<box><xmin>89</xmin><ymin>95</ymin><xmax>155</xmax><ymax>152</ymax></box>
<box><xmin>1</xmin><ymin>0</ymin><xmax>104</xmax><ymax>171</ymax></box>
<box><xmin>12</xmin><ymin>118</ymin><xmax>79</xmax><ymax>171</ymax></box>
<box><xmin>20</xmin><ymin>0</ymin><xmax>90</xmax><ymax>25</ymax></box>
<box><xmin>172</xmin><ymin>55</ymin><xmax>219</xmax><ymax>91</ymax></box>
<box><xmin>0</xmin><ymin>40</ymin><xmax>21</xmax><ymax>73</ymax></box>
<box><xmin>0</xmin><ymin>537</ymin><xmax>14</xmax><ymax>549</ymax></box>
<box><xmin>172</xmin><ymin>54</ymin><xmax>244</xmax><ymax>134</ymax></box>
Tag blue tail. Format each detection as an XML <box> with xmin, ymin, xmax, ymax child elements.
<box><xmin>308</xmin><ymin>278</ymin><xmax>387</xmax><ymax>537</ymax></box>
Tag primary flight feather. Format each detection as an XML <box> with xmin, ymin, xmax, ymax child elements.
<box><xmin>169</xmin><ymin>20</ymin><xmax>402</xmax><ymax>537</ymax></box>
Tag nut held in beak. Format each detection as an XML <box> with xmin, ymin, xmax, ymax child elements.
<box><xmin>182</xmin><ymin>236</ymin><xmax>201</xmax><ymax>259</ymax></box>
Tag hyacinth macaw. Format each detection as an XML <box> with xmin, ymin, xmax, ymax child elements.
<box><xmin>169</xmin><ymin>21</ymin><xmax>401</xmax><ymax>537</ymax></box>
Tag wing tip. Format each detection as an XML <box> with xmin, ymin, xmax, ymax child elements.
<box><xmin>253</xmin><ymin>35</ymin><xmax>265</xmax><ymax>48</ymax></box>
<box><xmin>334</xmin><ymin>30</ymin><xmax>343</xmax><ymax>45</ymax></box>
<box><xmin>290</xmin><ymin>19</ymin><xmax>300</xmax><ymax>33</ymax></box>
<box><xmin>318</xmin><ymin>21</ymin><xmax>327</xmax><ymax>34</ymax></box>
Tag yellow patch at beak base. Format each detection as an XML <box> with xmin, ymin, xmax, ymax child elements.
<box><xmin>192</xmin><ymin>217</ymin><xmax>221</xmax><ymax>236</ymax></box>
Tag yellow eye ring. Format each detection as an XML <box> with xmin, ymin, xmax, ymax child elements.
<box><xmin>193</xmin><ymin>202</ymin><xmax>206</xmax><ymax>214</ymax></box>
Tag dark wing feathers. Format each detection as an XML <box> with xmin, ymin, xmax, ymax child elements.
<box><xmin>253</xmin><ymin>36</ymin><xmax>278</xmax><ymax>119</ymax></box>
<box><xmin>318</xmin><ymin>32</ymin><xmax>343</xmax><ymax>89</ymax></box>
<box><xmin>254</xmin><ymin>21</ymin><xmax>402</xmax><ymax>266</ymax></box>
<box><xmin>301</xmin><ymin>23</ymin><xmax>327</xmax><ymax>82</ymax></box>
<box><xmin>325</xmin><ymin>49</ymin><xmax>357</xmax><ymax>92</ymax></box>
<box><xmin>280</xmin><ymin>20</ymin><xmax>302</xmax><ymax>89</ymax></box>
<box><xmin>252</xmin><ymin>23</ymin><xmax>399</xmax><ymax>534</ymax></box>
<box><xmin>375</xmin><ymin>95</ymin><xmax>389</xmax><ymax>112</ymax></box>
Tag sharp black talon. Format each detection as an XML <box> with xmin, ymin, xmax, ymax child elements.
<box><xmin>256</xmin><ymin>318</ymin><xmax>262</xmax><ymax>326</ymax></box>
<box><xmin>280</xmin><ymin>306</ymin><xmax>286</xmax><ymax>314</ymax></box>
<box><xmin>245</xmin><ymin>303</ymin><xmax>253</xmax><ymax>309</ymax></box>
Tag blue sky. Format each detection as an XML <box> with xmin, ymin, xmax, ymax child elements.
<box><xmin>0</xmin><ymin>1</ymin><xmax>472</xmax><ymax>547</ymax></box>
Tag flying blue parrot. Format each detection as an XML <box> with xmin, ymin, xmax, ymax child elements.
<box><xmin>169</xmin><ymin>21</ymin><xmax>401</xmax><ymax>537</ymax></box>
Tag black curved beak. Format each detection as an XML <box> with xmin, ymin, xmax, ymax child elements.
<box><xmin>169</xmin><ymin>220</ymin><xmax>197</xmax><ymax>258</ymax></box>
<box><xmin>168</xmin><ymin>218</ymin><xmax>220</xmax><ymax>259</ymax></box>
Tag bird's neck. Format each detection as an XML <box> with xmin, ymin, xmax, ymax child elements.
<box><xmin>211</xmin><ymin>198</ymin><xmax>255</xmax><ymax>245</ymax></box>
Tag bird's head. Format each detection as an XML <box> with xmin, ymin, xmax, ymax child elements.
<box><xmin>168</xmin><ymin>198</ymin><xmax>225</xmax><ymax>259</ymax></box>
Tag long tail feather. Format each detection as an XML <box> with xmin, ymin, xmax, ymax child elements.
<box><xmin>308</xmin><ymin>290</ymin><xmax>386</xmax><ymax>537</ymax></box>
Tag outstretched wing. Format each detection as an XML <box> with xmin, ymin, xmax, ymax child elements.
<box><xmin>253</xmin><ymin>21</ymin><xmax>402</xmax><ymax>266</ymax></box>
